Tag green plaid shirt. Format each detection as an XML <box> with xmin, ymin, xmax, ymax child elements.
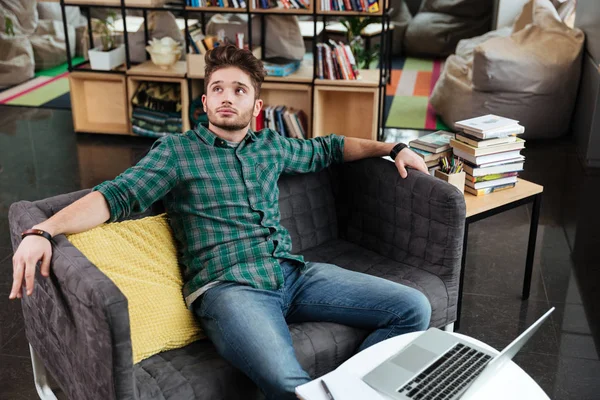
<box><xmin>93</xmin><ymin>123</ymin><xmax>345</xmax><ymax>306</ymax></box>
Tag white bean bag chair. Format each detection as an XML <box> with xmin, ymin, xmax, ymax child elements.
<box><xmin>429</xmin><ymin>0</ymin><xmax>585</xmax><ymax>139</ymax></box>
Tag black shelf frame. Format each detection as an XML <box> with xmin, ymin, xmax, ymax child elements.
<box><xmin>59</xmin><ymin>0</ymin><xmax>391</xmax><ymax>139</ymax></box>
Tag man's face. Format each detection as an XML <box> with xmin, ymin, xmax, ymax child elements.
<box><xmin>202</xmin><ymin>67</ymin><xmax>262</xmax><ymax>132</ymax></box>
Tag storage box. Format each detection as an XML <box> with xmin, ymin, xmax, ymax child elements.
<box><xmin>69</xmin><ymin>71</ymin><xmax>130</xmax><ymax>135</ymax></box>
<box><xmin>434</xmin><ymin>170</ymin><xmax>466</xmax><ymax>193</ymax></box>
<box><xmin>313</xmin><ymin>85</ymin><xmax>378</xmax><ymax>140</ymax></box>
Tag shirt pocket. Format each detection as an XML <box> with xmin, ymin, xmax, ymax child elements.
<box><xmin>255</xmin><ymin>162</ymin><xmax>280</xmax><ymax>203</ymax></box>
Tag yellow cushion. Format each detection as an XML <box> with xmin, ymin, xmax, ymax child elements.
<box><xmin>67</xmin><ymin>214</ymin><xmax>204</xmax><ymax>364</ymax></box>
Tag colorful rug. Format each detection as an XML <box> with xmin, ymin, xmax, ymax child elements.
<box><xmin>384</xmin><ymin>57</ymin><xmax>449</xmax><ymax>131</ymax></box>
<box><xmin>0</xmin><ymin>57</ymin><xmax>83</xmax><ymax>109</ymax></box>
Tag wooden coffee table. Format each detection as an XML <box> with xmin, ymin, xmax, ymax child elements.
<box><xmin>456</xmin><ymin>178</ymin><xmax>544</xmax><ymax>329</ymax></box>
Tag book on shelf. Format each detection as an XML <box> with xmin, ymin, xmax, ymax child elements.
<box><xmin>455</xmin><ymin>114</ymin><xmax>519</xmax><ymax>134</ymax></box>
<box><xmin>465</xmin><ymin>182</ymin><xmax>517</xmax><ymax>196</ymax></box>
<box><xmin>409</xmin><ymin>131</ymin><xmax>454</xmax><ymax>153</ymax></box>
<box><xmin>462</xmin><ymin>160</ymin><xmax>524</xmax><ymax>177</ymax></box>
<box><xmin>449</xmin><ymin>137</ymin><xmax>525</xmax><ymax>157</ymax></box>
<box><xmin>316</xmin><ymin>42</ymin><xmax>361</xmax><ymax>81</ymax></box>
<box><xmin>256</xmin><ymin>0</ymin><xmax>309</xmax><ymax>9</ymax></box>
<box><xmin>452</xmin><ymin>148</ymin><xmax>523</xmax><ymax>166</ymax></box>
<box><xmin>410</xmin><ymin>147</ymin><xmax>452</xmax><ymax>163</ymax></box>
<box><xmin>253</xmin><ymin>106</ymin><xmax>307</xmax><ymax>139</ymax></box>
<box><xmin>455</xmin><ymin>133</ymin><xmax>518</xmax><ymax>148</ymax></box>
<box><xmin>320</xmin><ymin>0</ymin><xmax>379</xmax><ymax>12</ymax></box>
<box><xmin>263</xmin><ymin>57</ymin><xmax>301</xmax><ymax>77</ymax></box>
<box><xmin>187</xmin><ymin>0</ymin><xmax>246</xmax><ymax>7</ymax></box>
<box><xmin>465</xmin><ymin>175</ymin><xmax>518</xmax><ymax>190</ymax></box>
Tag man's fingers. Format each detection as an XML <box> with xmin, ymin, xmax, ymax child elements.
<box><xmin>24</xmin><ymin>257</ymin><xmax>37</xmax><ymax>296</ymax></box>
<box><xmin>9</xmin><ymin>260</ymin><xmax>24</xmax><ymax>299</ymax></box>
<box><xmin>397</xmin><ymin>161</ymin><xmax>408</xmax><ymax>179</ymax></box>
<box><xmin>40</xmin><ymin>251</ymin><xmax>51</xmax><ymax>278</ymax></box>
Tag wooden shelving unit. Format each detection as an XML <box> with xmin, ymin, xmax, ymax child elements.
<box><xmin>127</xmin><ymin>63</ymin><xmax>191</xmax><ymax>134</ymax></box>
<box><xmin>61</xmin><ymin>0</ymin><xmax>391</xmax><ymax>140</ymax></box>
<box><xmin>314</xmin><ymin>85</ymin><xmax>378</xmax><ymax>140</ymax></box>
<box><xmin>69</xmin><ymin>72</ymin><xmax>131</xmax><ymax>135</ymax></box>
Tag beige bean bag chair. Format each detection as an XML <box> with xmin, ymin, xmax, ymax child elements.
<box><xmin>430</xmin><ymin>0</ymin><xmax>584</xmax><ymax>139</ymax></box>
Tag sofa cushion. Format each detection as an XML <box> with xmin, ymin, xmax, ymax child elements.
<box><xmin>134</xmin><ymin>322</ymin><xmax>368</xmax><ymax>400</ymax></box>
<box><xmin>67</xmin><ymin>214</ymin><xmax>205</xmax><ymax>364</ymax></box>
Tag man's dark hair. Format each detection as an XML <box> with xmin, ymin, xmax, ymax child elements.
<box><xmin>204</xmin><ymin>45</ymin><xmax>267</xmax><ymax>99</ymax></box>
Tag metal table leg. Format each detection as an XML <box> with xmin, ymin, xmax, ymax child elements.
<box><xmin>522</xmin><ymin>194</ymin><xmax>542</xmax><ymax>299</ymax></box>
<box><xmin>456</xmin><ymin>221</ymin><xmax>469</xmax><ymax>331</ymax></box>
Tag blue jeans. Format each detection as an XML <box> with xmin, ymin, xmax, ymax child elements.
<box><xmin>193</xmin><ymin>260</ymin><xmax>431</xmax><ymax>400</ymax></box>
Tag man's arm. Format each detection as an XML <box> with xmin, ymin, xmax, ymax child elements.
<box><xmin>343</xmin><ymin>137</ymin><xmax>395</xmax><ymax>162</ymax></box>
<box><xmin>343</xmin><ymin>137</ymin><xmax>429</xmax><ymax>178</ymax></box>
<box><xmin>33</xmin><ymin>191</ymin><xmax>110</xmax><ymax>237</ymax></box>
<box><xmin>10</xmin><ymin>136</ymin><xmax>179</xmax><ymax>300</ymax></box>
<box><xmin>9</xmin><ymin>191</ymin><xmax>111</xmax><ymax>299</ymax></box>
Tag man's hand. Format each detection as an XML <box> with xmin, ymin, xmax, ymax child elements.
<box><xmin>395</xmin><ymin>148</ymin><xmax>429</xmax><ymax>178</ymax></box>
<box><xmin>9</xmin><ymin>236</ymin><xmax>52</xmax><ymax>299</ymax></box>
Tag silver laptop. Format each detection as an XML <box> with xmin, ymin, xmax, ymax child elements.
<box><xmin>363</xmin><ymin>308</ymin><xmax>555</xmax><ymax>400</ymax></box>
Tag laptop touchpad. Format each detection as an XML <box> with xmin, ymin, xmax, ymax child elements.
<box><xmin>391</xmin><ymin>345</ymin><xmax>438</xmax><ymax>373</ymax></box>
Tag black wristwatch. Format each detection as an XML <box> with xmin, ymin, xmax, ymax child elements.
<box><xmin>389</xmin><ymin>143</ymin><xmax>408</xmax><ymax>160</ymax></box>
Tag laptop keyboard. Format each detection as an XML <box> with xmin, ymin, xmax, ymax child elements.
<box><xmin>397</xmin><ymin>343</ymin><xmax>492</xmax><ymax>400</ymax></box>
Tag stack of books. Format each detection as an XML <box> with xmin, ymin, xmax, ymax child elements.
<box><xmin>252</xmin><ymin>105</ymin><xmax>308</xmax><ymax>139</ymax></box>
<box><xmin>187</xmin><ymin>26</ymin><xmax>214</xmax><ymax>55</ymax></box>
<box><xmin>451</xmin><ymin>115</ymin><xmax>526</xmax><ymax>196</ymax></box>
<box><xmin>320</xmin><ymin>0</ymin><xmax>380</xmax><ymax>12</ymax></box>
<box><xmin>253</xmin><ymin>0</ymin><xmax>310</xmax><ymax>9</ymax></box>
<box><xmin>316</xmin><ymin>41</ymin><xmax>361</xmax><ymax>81</ymax></box>
<box><xmin>408</xmin><ymin>131</ymin><xmax>454</xmax><ymax>175</ymax></box>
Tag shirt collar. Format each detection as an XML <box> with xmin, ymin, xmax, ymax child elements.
<box><xmin>194</xmin><ymin>122</ymin><xmax>257</xmax><ymax>146</ymax></box>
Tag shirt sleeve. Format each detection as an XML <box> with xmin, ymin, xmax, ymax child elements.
<box><xmin>92</xmin><ymin>136</ymin><xmax>179</xmax><ymax>222</ymax></box>
<box><xmin>278</xmin><ymin>133</ymin><xmax>345</xmax><ymax>175</ymax></box>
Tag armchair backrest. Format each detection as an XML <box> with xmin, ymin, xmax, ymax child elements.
<box><xmin>277</xmin><ymin>168</ymin><xmax>339</xmax><ymax>253</ymax></box>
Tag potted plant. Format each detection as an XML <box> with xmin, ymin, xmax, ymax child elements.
<box><xmin>88</xmin><ymin>12</ymin><xmax>125</xmax><ymax>71</ymax></box>
<box><xmin>340</xmin><ymin>16</ymin><xmax>380</xmax><ymax>69</ymax></box>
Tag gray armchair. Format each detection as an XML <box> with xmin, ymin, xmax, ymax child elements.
<box><xmin>8</xmin><ymin>158</ymin><xmax>465</xmax><ymax>400</ymax></box>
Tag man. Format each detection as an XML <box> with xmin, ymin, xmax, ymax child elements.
<box><xmin>10</xmin><ymin>45</ymin><xmax>431</xmax><ymax>399</ymax></box>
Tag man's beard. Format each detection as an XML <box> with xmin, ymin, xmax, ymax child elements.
<box><xmin>207</xmin><ymin>107</ymin><xmax>253</xmax><ymax>131</ymax></box>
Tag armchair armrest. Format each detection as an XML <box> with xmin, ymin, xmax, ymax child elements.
<box><xmin>8</xmin><ymin>190</ymin><xmax>135</xmax><ymax>400</ymax></box>
<box><xmin>334</xmin><ymin>158</ymin><xmax>466</xmax><ymax>321</ymax></box>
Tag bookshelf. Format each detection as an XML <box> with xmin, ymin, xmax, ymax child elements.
<box><xmin>314</xmin><ymin>85</ymin><xmax>377</xmax><ymax>139</ymax></box>
<box><xmin>69</xmin><ymin>71</ymin><xmax>131</xmax><ymax>134</ymax></box>
<box><xmin>60</xmin><ymin>0</ymin><xmax>391</xmax><ymax>139</ymax></box>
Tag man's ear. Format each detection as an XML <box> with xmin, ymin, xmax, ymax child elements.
<box><xmin>201</xmin><ymin>94</ymin><xmax>207</xmax><ymax>112</ymax></box>
<box><xmin>253</xmin><ymin>98</ymin><xmax>263</xmax><ymax>118</ymax></box>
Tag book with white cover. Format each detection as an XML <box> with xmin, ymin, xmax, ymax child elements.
<box><xmin>455</xmin><ymin>114</ymin><xmax>519</xmax><ymax>133</ymax></box>
<box><xmin>474</xmin><ymin>155</ymin><xmax>525</xmax><ymax>168</ymax></box>
<box><xmin>453</xmin><ymin>148</ymin><xmax>523</xmax><ymax>165</ymax></box>
<box><xmin>462</xmin><ymin>124</ymin><xmax>525</xmax><ymax>140</ymax></box>
<box><xmin>455</xmin><ymin>133</ymin><xmax>517</xmax><ymax>148</ymax></box>
<box><xmin>462</xmin><ymin>161</ymin><xmax>524</xmax><ymax>177</ymax></box>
